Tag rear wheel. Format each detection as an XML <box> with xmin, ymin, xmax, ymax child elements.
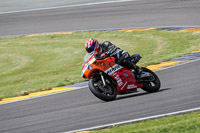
<box><xmin>89</xmin><ymin>76</ymin><xmax>117</xmax><ymax>101</ymax></box>
<box><xmin>141</xmin><ymin>67</ymin><xmax>161</xmax><ymax>92</ymax></box>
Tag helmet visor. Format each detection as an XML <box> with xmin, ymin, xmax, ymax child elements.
<box><xmin>86</xmin><ymin>43</ymin><xmax>96</xmax><ymax>53</ymax></box>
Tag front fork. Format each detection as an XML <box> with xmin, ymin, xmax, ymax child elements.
<box><xmin>100</xmin><ymin>72</ymin><xmax>106</xmax><ymax>87</ymax></box>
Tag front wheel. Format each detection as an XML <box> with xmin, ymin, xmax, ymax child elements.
<box><xmin>89</xmin><ymin>77</ymin><xmax>117</xmax><ymax>102</ymax></box>
<box><xmin>141</xmin><ymin>67</ymin><xmax>161</xmax><ymax>92</ymax></box>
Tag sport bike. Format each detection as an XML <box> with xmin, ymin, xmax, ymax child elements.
<box><xmin>81</xmin><ymin>51</ymin><xmax>161</xmax><ymax>101</ymax></box>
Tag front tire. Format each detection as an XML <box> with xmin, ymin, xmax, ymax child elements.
<box><xmin>141</xmin><ymin>67</ymin><xmax>161</xmax><ymax>92</ymax></box>
<box><xmin>89</xmin><ymin>77</ymin><xmax>117</xmax><ymax>102</ymax></box>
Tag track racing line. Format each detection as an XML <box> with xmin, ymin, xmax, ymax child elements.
<box><xmin>0</xmin><ymin>27</ymin><xmax>200</xmax><ymax>132</ymax></box>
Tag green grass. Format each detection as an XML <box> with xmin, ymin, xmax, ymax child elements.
<box><xmin>0</xmin><ymin>30</ymin><xmax>200</xmax><ymax>99</ymax></box>
<box><xmin>92</xmin><ymin>110</ymin><xmax>200</xmax><ymax>133</ymax></box>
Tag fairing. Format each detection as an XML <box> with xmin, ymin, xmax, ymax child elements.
<box><xmin>81</xmin><ymin>52</ymin><xmax>143</xmax><ymax>93</ymax></box>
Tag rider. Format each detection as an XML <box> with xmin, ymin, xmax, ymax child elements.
<box><xmin>85</xmin><ymin>38</ymin><xmax>142</xmax><ymax>75</ymax></box>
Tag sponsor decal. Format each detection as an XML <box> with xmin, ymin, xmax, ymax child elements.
<box><xmin>127</xmin><ymin>84</ymin><xmax>137</xmax><ymax>89</ymax></box>
<box><xmin>113</xmin><ymin>73</ymin><xmax>123</xmax><ymax>87</ymax></box>
<box><xmin>105</xmin><ymin>64</ymin><xmax>123</xmax><ymax>75</ymax></box>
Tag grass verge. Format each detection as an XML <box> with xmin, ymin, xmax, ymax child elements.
<box><xmin>92</xmin><ymin>110</ymin><xmax>200</xmax><ymax>133</ymax></box>
<box><xmin>0</xmin><ymin>30</ymin><xmax>200</xmax><ymax>99</ymax></box>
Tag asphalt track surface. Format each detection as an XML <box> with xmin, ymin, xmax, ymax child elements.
<box><xmin>1</xmin><ymin>0</ymin><xmax>200</xmax><ymax>37</ymax></box>
<box><xmin>0</xmin><ymin>0</ymin><xmax>127</xmax><ymax>13</ymax></box>
<box><xmin>0</xmin><ymin>59</ymin><xmax>200</xmax><ymax>133</ymax></box>
<box><xmin>1</xmin><ymin>0</ymin><xmax>200</xmax><ymax>133</ymax></box>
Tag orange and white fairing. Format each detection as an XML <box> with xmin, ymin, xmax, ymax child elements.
<box><xmin>81</xmin><ymin>52</ymin><xmax>143</xmax><ymax>93</ymax></box>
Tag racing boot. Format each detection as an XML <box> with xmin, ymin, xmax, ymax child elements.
<box><xmin>121</xmin><ymin>59</ymin><xmax>142</xmax><ymax>76</ymax></box>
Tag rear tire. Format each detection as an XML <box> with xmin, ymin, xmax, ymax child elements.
<box><xmin>141</xmin><ymin>67</ymin><xmax>161</xmax><ymax>92</ymax></box>
<box><xmin>89</xmin><ymin>77</ymin><xmax>117</xmax><ymax>102</ymax></box>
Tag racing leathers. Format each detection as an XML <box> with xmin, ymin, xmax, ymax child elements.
<box><xmin>99</xmin><ymin>41</ymin><xmax>142</xmax><ymax>74</ymax></box>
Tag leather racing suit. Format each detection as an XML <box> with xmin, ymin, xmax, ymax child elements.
<box><xmin>99</xmin><ymin>41</ymin><xmax>142</xmax><ymax>74</ymax></box>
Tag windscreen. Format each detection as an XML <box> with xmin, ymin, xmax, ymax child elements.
<box><xmin>83</xmin><ymin>51</ymin><xmax>96</xmax><ymax>64</ymax></box>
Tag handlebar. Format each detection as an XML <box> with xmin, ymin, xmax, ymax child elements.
<box><xmin>94</xmin><ymin>54</ymin><xmax>105</xmax><ymax>60</ymax></box>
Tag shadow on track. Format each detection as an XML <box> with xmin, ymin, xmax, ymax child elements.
<box><xmin>116</xmin><ymin>88</ymin><xmax>171</xmax><ymax>101</ymax></box>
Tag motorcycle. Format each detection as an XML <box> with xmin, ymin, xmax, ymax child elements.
<box><xmin>81</xmin><ymin>51</ymin><xmax>161</xmax><ymax>101</ymax></box>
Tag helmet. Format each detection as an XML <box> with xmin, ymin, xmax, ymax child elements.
<box><xmin>85</xmin><ymin>38</ymin><xmax>99</xmax><ymax>53</ymax></box>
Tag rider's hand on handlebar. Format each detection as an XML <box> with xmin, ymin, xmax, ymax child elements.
<box><xmin>100</xmin><ymin>53</ymin><xmax>106</xmax><ymax>58</ymax></box>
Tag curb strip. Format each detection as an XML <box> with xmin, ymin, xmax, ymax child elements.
<box><xmin>1</xmin><ymin>27</ymin><xmax>200</xmax><ymax>105</ymax></box>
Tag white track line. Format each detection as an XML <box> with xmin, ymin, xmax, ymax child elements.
<box><xmin>0</xmin><ymin>0</ymin><xmax>136</xmax><ymax>15</ymax></box>
<box><xmin>1</xmin><ymin>54</ymin><xmax>200</xmax><ymax>133</ymax></box>
<box><xmin>64</xmin><ymin>58</ymin><xmax>200</xmax><ymax>133</ymax></box>
<box><xmin>1</xmin><ymin>58</ymin><xmax>200</xmax><ymax>105</ymax></box>
<box><xmin>67</xmin><ymin>107</ymin><xmax>200</xmax><ymax>133</ymax></box>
